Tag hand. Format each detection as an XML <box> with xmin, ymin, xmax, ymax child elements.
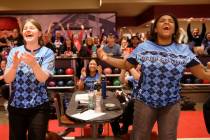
<box><xmin>200</xmin><ymin>18</ymin><xmax>206</xmax><ymax>23</ymax></box>
<box><xmin>50</xmin><ymin>22</ymin><xmax>55</xmax><ymax>26</ymax></box>
<box><xmin>12</xmin><ymin>51</ymin><xmax>21</xmax><ymax>69</ymax></box>
<box><xmin>16</xmin><ymin>17</ymin><xmax>21</xmax><ymax>23</ymax></box>
<box><xmin>58</xmin><ymin>22</ymin><xmax>63</xmax><ymax>27</ymax></box>
<box><xmin>97</xmin><ymin>65</ymin><xmax>102</xmax><ymax>75</ymax></box>
<box><xmin>187</xmin><ymin>17</ymin><xmax>193</xmax><ymax>23</ymax></box>
<box><xmin>193</xmin><ymin>46</ymin><xmax>204</xmax><ymax>56</ymax></box>
<box><xmin>123</xmin><ymin>53</ymin><xmax>129</xmax><ymax>60</ymax></box>
<box><xmin>81</xmin><ymin>24</ymin><xmax>84</xmax><ymax>30</ymax></box>
<box><xmin>96</xmin><ymin>47</ymin><xmax>108</xmax><ymax>61</ymax></box>
<box><xmin>20</xmin><ymin>51</ymin><xmax>37</xmax><ymax>68</ymax></box>
<box><xmin>179</xmin><ymin>27</ymin><xmax>185</xmax><ymax>33</ymax></box>
<box><xmin>66</xmin><ymin>23</ymin><xmax>70</xmax><ymax>29</ymax></box>
<box><xmin>81</xmin><ymin>67</ymin><xmax>86</xmax><ymax>78</ymax></box>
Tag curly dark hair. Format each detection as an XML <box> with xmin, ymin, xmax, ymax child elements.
<box><xmin>149</xmin><ymin>14</ymin><xmax>180</xmax><ymax>44</ymax></box>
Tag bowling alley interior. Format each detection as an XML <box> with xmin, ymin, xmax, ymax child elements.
<box><xmin>1</xmin><ymin>0</ymin><xmax>210</xmax><ymax>140</ymax></box>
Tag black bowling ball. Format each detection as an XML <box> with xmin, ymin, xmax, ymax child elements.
<box><xmin>185</xmin><ymin>78</ymin><xmax>192</xmax><ymax>84</ymax></box>
<box><xmin>194</xmin><ymin>78</ymin><xmax>202</xmax><ymax>84</ymax></box>
<box><xmin>57</xmin><ymin>80</ymin><xmax>64</xmax><ymax>87</ymax></box>
<box><xmin>66</xmin><ymin>80</ymin><xmax>74</xmax><ymax>86</ymax></box>
<box><xmin>56</xmin><ymin>68</ymin><xmax>65</xmax><ymax>75</ymax></box>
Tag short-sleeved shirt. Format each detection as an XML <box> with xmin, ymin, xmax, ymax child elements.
<box><xmin>127</xmin><ymin>40</ymin><xmax>200</xmax><ymax>108</ymax></box>
<box><xmin>84</xmin><ymin>73</ymin><xmax>100</xmax><ymax>90</ymax></box>
<box><xmin>126</xmin><ymin>76</ymin><xmax>139</xmax><ymax>98</ymax></box>
<box><xmin>103</xmin><ymin>43</ymin><xmax>122</xmax><ymax>56</ymax></box>
<box><xmin>6</xmin><ymin>45</ymin><xmax>55</xmax><ymax>108</ymax></box>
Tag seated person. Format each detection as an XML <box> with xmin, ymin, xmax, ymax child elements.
<box><xmin>77</xmin><ymin>59</ymin><xmax>104</xmax><ymax>135</ymax></box>
<box><xmin>111</xmin><ymin>65</ymin><xmax>141</xmax><ymax>136</ymax></box>
<box><xmin>77</xmin><ymin>59</ymin><xmax>102</xmax><ymax>90</ymax></box>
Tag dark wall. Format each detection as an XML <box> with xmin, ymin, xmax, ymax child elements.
<box><xmin>117</xmin><ymin>4</ymin><xmax>210</xmax><ymax>28</ymax></box>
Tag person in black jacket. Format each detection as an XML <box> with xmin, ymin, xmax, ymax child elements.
<box><xmin>187</xmin><ymin>18</ymin><xmax>206</xmax><ymax>55</ymax></box>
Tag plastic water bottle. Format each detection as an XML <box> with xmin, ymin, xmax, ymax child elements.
<box><xmin>88</xmin><ymin>90</ymin><xmax>95</xmax><ymax>110</ymax></box>
<box><xmin>101</xmin><ymin>75</ymin><xmax>106</xmax><ymax>99</ymax></box>
<box><xmin>95</xmin><ymin>90</ymin><xmax>102</xmax><ymax>112</ymax></box>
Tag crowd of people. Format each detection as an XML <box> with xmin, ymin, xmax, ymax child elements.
<box><xmin>0</xmin><ymin>15</ymin><xmax>210</xmax><ymax>140</ymax></box>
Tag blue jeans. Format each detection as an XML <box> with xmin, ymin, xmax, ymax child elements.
<box><xmin>8</xmin><ymin>102</ymin><xmax>50</xmax><ymax>140</ymax></box>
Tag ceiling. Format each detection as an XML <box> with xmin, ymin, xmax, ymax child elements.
<box><xmin>0</xmin><ymin>0</ymin><xmax>209</xmax><ymax>17</ymax></box>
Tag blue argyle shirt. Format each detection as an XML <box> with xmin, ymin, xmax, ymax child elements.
<box><xmin>7</xmin><ymin>45</ymin><xmax>55</xmax><ymax>108</ymax></box>
<box><xmin>127</xmin><ymin>76</ymin><xmax>139</xmax><ymax>98</ymax></box>
<box><xmin>127</xmin><ymin>40</ymin><xmax>200</xmax><ymax>108</ymax></box>
<box><xmin>84</xmin><ymin>73</ymin><xmax>100</xmax><ymax>90</ymax></box>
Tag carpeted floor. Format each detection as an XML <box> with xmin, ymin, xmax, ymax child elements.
<box><xmin>1</xmin><ymin>111</ymin><xmax>209</xmax><ymax>140</ymax></box>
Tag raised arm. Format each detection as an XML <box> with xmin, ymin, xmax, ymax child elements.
<box><xmin>58</xmin><ymin>22</ymin><xmax>66</xmax><ymax>36</ymax></box>
<box><xmin>47</xmin><ymin>22</ymin><xmax>54</xmax><ymax>35</ymax></box>
<box><xmin>187</xmin><ymin>20</ymin><xmax>193</xmax><ymax>41</ymax></box>
<box><xmin>77</xmin><ymin>67</ymin><xmax>86</xmax><ymax>90</ymax></box>
<box><xmin>16</xmin><ymin>17</ymin><xmax>23</xmax><ymax>35</ymax></box>
<box><xmin>200</xmin><ymin>18</ymin><xmax>206</xmax><ymax>39</ymax></box>
<box><xmin>97</xmin><ymin>47</ymin><xmax>134</xmax><ymax>70</ymax></box>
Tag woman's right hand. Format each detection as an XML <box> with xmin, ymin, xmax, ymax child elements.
<box><xmin>97</xmin><ymin>47</ymin><xmax>108</xmax><ymax>61</ymax></box>
<box><xmin>81</xmin><ymin>67</ymin><xmax>86</xmax><ymax>78</ymax></box>
<box><xmin>12</xmin><ymin>51</ymin><xmax>21</xmax><ymax>69</ymax></box>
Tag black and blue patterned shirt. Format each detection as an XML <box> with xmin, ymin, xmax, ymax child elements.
<box><xmin>84</xmin><ymin>73</ymin><xmax>100</xmax><ymax>90</ymax></box>
<box><xmin>6</xmin><ymin>45</ymin><xmax>55</xmax><ymax>108</ymax></box>
<box><xmin>127</xmin><ymin>40</ymin><xmax>200</xmax><ymax>108</ymax></box>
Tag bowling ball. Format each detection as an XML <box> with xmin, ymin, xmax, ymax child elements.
<box><xmin>65</xmin><ymin>68</ymin><xmax>74</xmax><ymax>75</ymax></box>
<box><xmin>57</xmin><ymin>80</ymin><xmax>64</xmax><ymax>86</ymax></box>
<box><xmin>203</xmin><ymin>79</ymin><xmax>210</xmax><ymax>84</ymax></box>
<box><xmin>56</xmin><ymin>68</ymin><xmax>65</xmax><ymax>75</ymax></box>
<box><xmin>66</xmin><ymin>80</ymin><xmax>74</xmax><ymax>86</ymax></box>
<box><xmin>112</xmin><ymin>68</ymin><xmax>121</xmax><ymax>74</ymax></box>
<box><xmin>113</xmin><ymin>78</ymin><xmax>120</xmax><ymax>86</ymax></box>
<box><xmin>185</xmin><ymin>78</ymin><xmax>192</xmax><ymax>84</ymax></box>
<box><xmin>194</xmin><ymin>78</ymin><xmax>202</xmax><ymax>84</ymax></box>
<box><xmin>103</xmin><ymin>67</ymin><xmax>112</xmax><ymax>75</ymax></box>
<box><xmin>48</xmin><ymin>80</ymin><xmax>56</xmax><ymax>87</ymax></box>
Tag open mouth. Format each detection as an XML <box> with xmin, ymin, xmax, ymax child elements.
<box><xmin>163</xmin><ymin>26</ymin><xmax>169</xmax><ymax>30</ymax></box>
<box><xmin>25</xmin><ymin>31</ymin><xmax>33</xmax><ymax>37</ymax></box>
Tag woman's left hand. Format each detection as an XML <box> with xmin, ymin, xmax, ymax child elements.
<box><xmin>21</xmin><ymin>52</ymin><xmax>37</xmax><ymax>68</ymax></box>
<box><xmin>97</xmin><ymin>65</ymin><xmax>102</xmax><ymax>75</ymax></box>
